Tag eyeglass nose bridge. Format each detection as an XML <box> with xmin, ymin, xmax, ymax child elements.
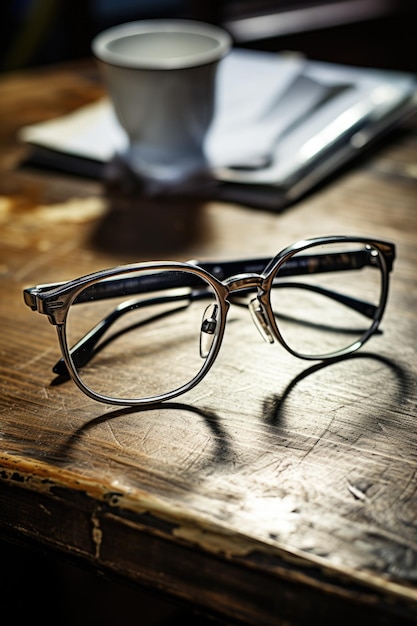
<box><xmin>224</xmin><ymin>273</ymin><xmax>275</xmax><ymax>345</ymax></box>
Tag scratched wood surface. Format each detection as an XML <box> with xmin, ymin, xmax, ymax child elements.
<box><xmin>0</xmin><ymin>61</ymin><xmax>417</xmax><ymax>625</ymax></box>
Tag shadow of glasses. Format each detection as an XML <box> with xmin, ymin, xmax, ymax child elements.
<box><xmin>54</xmin><ymin>401</ymin><xmax>234</xmax><ymax>470</ymax></box>
<box><xmin>262</xmin><ymin>352</ymin><xmax>411</xmax><ymax>427</ymax></box>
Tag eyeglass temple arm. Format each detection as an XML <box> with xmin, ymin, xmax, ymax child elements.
<box><xmin>23</xmin><ymin>270</ymin><xmax>204</xmax><ymax>310</ymax></box>
<box><xmin>24</xmin><ymin>247</ymin><xmax>390</xmax><ymax>311</ymax></box>
<box><xmin>268</xmin><ymin>281</ymin><xmax>378</xmax><ymax>318</ymax></box>
<box><xmin>196</xmin><ymin>247</ymin><xmax>393</xmax><ymax>279</ymax></box>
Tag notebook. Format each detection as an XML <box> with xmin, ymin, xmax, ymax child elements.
<box><xmin>19</xmin><ymin>48</ymin><xmax>417</xmax><ymax>211</ymax></box>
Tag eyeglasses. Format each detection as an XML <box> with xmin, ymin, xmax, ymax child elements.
<box><xmin>24</xmin><ymin>236</ymin><xmax>395</xmax><ymax>407</ymax></box>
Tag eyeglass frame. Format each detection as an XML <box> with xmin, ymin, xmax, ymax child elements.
<box><xmin>23</xmin><ymin>235</ymin><xmax>395</xmax><ymax>406</ymax></box>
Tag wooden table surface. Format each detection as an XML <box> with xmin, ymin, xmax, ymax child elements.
<box><xmin>0</xmin><ymin>59</ymin><xmax>416</xmax><ymax>626</ymax></box>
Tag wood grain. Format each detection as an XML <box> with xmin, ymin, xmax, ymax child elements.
<box><xmin>0</xmin><ymin>61</ymin><xmax>416</xmax><ymax>625</ymax></box>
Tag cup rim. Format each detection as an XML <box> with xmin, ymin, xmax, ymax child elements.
<box><xmin>91</xmin><ymin>19</ymin><xmax>232</xmax><ymax>70</ymax></box>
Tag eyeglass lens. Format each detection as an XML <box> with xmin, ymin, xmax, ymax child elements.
<box><xmin>65</xmin><ymin>268</ymin><xmax>222</xmax><ymax>403</ymax></box>
<box><xmin>269</xmin><ymin>241</ymin><xmax>384</xmax><ymax>358</ymax></box>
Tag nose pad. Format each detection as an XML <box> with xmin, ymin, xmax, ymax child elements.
<box><xmin>249</xmin><ymin>297</ymin><xmax>274</xmax><ymax>344</ymax></box>
<box><xmin>200</xmin><ymin>303</ymin><xmax>219</xmax><ymax>358</ymax></box>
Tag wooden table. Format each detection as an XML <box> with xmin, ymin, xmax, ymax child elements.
<box><xmin>0</xmin><ymin>59</ymin><xmax>416</xmax><ymax>626</ymax></box>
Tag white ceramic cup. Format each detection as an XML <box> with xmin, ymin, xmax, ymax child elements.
<box><xmin>92</xmin><ymin>19</ymin><xmax>231</xmax><ymax>187</ymax></box>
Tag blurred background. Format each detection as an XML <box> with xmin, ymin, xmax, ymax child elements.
<box><xmin>0</xmin><ymin>0</ymin><xmax>416</xmax><ymax>73</ymax></box>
